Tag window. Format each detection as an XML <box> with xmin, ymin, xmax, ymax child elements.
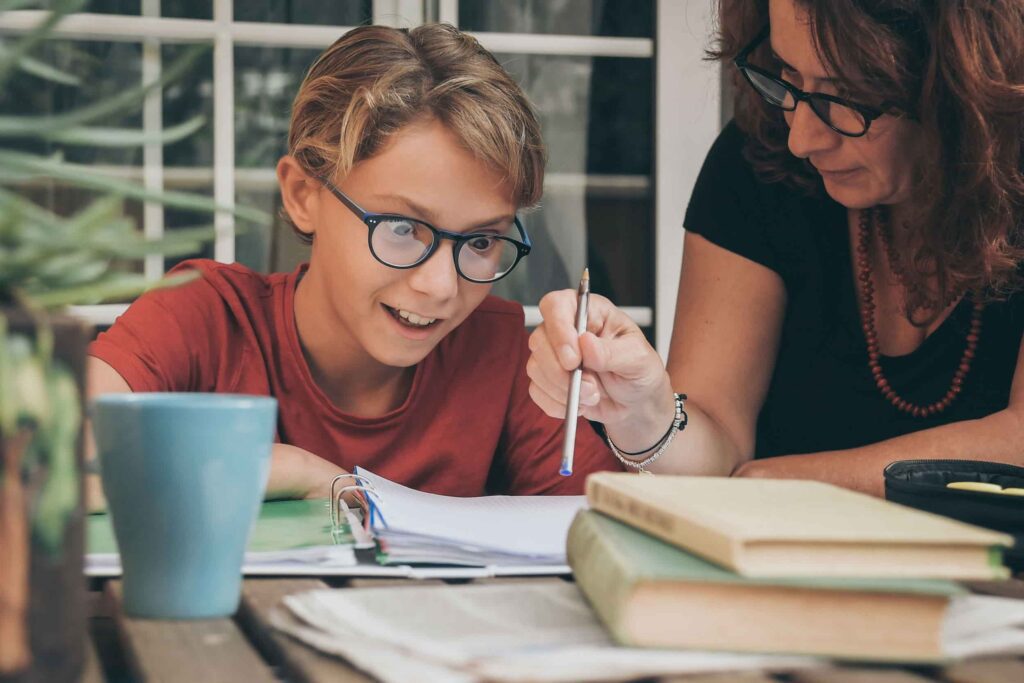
<box><xmin>0</xmin><ymin>1</ymin><xmax>719</xmax><ymax>353</ymax></box>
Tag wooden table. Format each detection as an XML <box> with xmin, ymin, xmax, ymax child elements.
<box><xmin>85</xmin><ymin>576</ymin><xmax>1024</xmax><ymax>683</ymax></box>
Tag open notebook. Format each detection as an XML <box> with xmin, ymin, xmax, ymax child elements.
<box><xmin>355</xmin><ymin>467</ymin><xmax>587</xmax><ymax>568</ymax></box>
<box><xmin>86</xmin><ymin>469</ymin><xmax>585</xmax><ymax>577</ymax></box>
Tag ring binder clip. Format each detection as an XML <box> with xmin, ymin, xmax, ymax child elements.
<box><xmin>330</xmin><ymin>474</ymin><xmax>381</xmax><ymax>549</ymax></box>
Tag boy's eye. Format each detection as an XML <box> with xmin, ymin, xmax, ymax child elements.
<box><xmin>467</xmin><ymin>235</ymin><xmax>496</xmax><ymax>252</ymax></box>
<box><xmin>386</xmin><ymin>220</ymin><xmax>416</xmax><ymax>237</ymax></box>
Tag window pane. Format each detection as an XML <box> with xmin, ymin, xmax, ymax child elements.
<box><xmin>235</xmin><ymin>1</ymin><xmax>372</xmax><ymax>25</ymax></box>
<box><xmin>1</xmin><ymin>40</ymin><xmax>142</xmax><ymax>165</ymax></box>
<box><xmin>86</xmin><ymin>0</ymin><xmax>141</xmax><ymax>15</ymax></box>
<box><xmin>234</xmin><ymin>46</ymin><xmax>321</xmax><ymax>272</ymax></box>
<box><xmin>162</xmin><ymin>1</ymin><xmax>212</xmax><ymax>20</ymax></box>
<box><xmin>489</xmin><ymin>53</ymin><xmax>652</xmax><ymax>307</ymax></box>
<box><xmin>84</xmin><ymin>1</ymin><xmax>214</xmax><ymax>20</ymax></box>
<box><xmin>458</xmin><ymin>0</ymin><xmax>652</xmax><ymax>39</ymax></box>
<box><xmin>161</xmin><ymin>44</ymin><xmax>216</xmax><ymax>269</ymax></box>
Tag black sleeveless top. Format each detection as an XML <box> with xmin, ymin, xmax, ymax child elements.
<box><xmin>683</xmin><ymin>121</ymin><xmax>1024</xmax><ymax>459</ymax></box>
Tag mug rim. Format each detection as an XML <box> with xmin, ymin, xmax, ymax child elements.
<box><xmin>91</xmin><ymin>392</ymin><xmax>277</xmax><ymax>410</ymax></box>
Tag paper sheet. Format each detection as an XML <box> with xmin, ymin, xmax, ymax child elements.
<box><xmin>357</xmin><ymin>467</ymin><xmax>587</xmax><ymax>564</ymax></box>
<box><xmin>274</xmin><ymin>579</ymin><xmax>820</xmax><ymax>683</ymax></box>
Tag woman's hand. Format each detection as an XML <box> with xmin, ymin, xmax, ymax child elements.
<box><xmin>527</xmin><ymin>290</ymin><xmax>676</xmax><ymax>450</ymax></box>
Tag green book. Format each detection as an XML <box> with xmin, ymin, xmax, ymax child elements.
<box><xmin>568</xmin><ymin>510</ymin><xmax>968</xmax><ymax>662</ymax></box>
<box><xmin>87</xmin><ymin>498</ymin><xmax>340</xmax><ymax>557</ymax></box>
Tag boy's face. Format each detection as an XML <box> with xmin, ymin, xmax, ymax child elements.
<box><xmin>303</xmin><ymin>118</ymin><xmax>518</xmax><ymax>369</ymax></box>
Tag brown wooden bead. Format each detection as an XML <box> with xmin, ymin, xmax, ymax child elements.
<box><xmin>855</xmin><ymin>206</ymin><xmax>982</xmax><ymax>419</ymax></box>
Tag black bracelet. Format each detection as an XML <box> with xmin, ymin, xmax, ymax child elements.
<box><xmin>612</xmin><ymin>393</ymin><xmax>688</xmax><ymax>456</ymax></box>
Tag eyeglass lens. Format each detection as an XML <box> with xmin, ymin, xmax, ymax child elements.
<box><xmin>370</xmin><ymin>218</ymin><xmax>521</xmax><ymax>282</ymax></box>
<box><xmin>741</xmin><ymin>67</ymin><xmax>868</xmax><ymax>135</ymax></box>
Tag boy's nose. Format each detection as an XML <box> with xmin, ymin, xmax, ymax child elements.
<box><xmin>406</xmin><ymin>241</ymin><xmax>460</xmax><ymax>301</ymax></box>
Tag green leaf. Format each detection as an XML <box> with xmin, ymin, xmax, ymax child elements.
<box><xmin>0</xmin><ymin>43</ymin><xmax>207</xmax><ymax>136</ymax></box>
<box><xmin>41</xmin><ymin>115</ymin><xmax>205</xmax><ymax>147</ymax></box>
<box><xmin>10</xmin><ymin>52</ymin><xmax>81</xmax><ymax>86</ymax></box>
<box><xmin>0</xmin><ymin>150</ymin><xmax>270</xmax><ymax>224</ymax></box>
<box><xmin>22</xmin><ymin>270</ymin><xmax>200</xmax><ymax>308</ymax></box>
<box><xmin>0</xmin><ymin>1</ymin><xmax>45</xmax><ymax>11</ymax></box>
<box><xmin>0</xmin><ymin>0</ymin><xmax>88</xmax><ymax>87</ymax></box>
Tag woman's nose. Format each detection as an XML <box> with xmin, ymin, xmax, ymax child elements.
<box><xmin>786</xmin><ymin>100</ymin><xmax>840</xmax><ymax>159</ymax></box>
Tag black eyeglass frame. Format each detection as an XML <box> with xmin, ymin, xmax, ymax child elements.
<box><xmin>319</xmin><ymin>178</ymin><xmax>532</xmax><ymax>284</ymax></box>
<box><xmin>733</xmin><ymin>26</ymin><xmax>888</xmax><ymax>138</ymax></box>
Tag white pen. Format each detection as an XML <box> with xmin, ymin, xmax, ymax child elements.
<box><xmin>560</xmin><ymin>267</ymin><xmax>590</xmax><ymax>477</ymax></box>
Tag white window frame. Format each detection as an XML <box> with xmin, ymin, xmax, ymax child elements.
<box><xmin>0</xmin><ymin>1</ymin><xmax>719</xmax><ymax>355</ymax></box>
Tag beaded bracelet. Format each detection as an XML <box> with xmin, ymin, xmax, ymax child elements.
<box><xmin>606</xmin><ymin>393</ymin><xmax>687</xmax><ymax>474</ymax></box>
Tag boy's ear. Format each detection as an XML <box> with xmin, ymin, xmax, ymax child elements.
<box><xmin>277</xmin><ymin>156</ymin><xmax>320</xmax><ymax>237</ymax></box>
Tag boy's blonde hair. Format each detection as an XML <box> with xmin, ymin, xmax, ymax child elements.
<box><xmin>286</xmin><ymin>23</ymin><xmax>545</xmax><ymax>242</ymax></box>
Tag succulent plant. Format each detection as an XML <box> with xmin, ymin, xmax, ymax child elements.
<box><xmin>0</xmin><ymin>0</ymin><xmax>266</xmax><ymax>559</ymax></box>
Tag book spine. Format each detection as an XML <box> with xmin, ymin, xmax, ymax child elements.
<box><xmin>566</xmin><ymin>511</ymin><xmax>638</xmax><ymax>645</ymax></box>
<box><xmin>586</xmin><ymin>478</ymin><xmax>738</xmax><ymax>571</ymax></box>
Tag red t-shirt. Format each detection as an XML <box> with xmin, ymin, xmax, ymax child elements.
<box><xmin>89</xmin><ymin>259</ymin><xmax>621</xmax><ymax>496</ymax></box>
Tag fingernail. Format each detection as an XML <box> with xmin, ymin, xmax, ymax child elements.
<box><xmin>559</xmin><ymin>345</ymin><xmax>577</xmax><ymax>367</ymax></box>
<box><xmin>581</xmin><ymin>390</ymin><xmax>600</xmax><ymax>406</ymax></box>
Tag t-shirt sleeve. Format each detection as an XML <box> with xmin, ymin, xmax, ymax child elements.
<box><xmin>88</xmin><ymin>263</ymin><xmax>228</xmax><ymax>392</ymax></box>
<box><xmin>683</xmin><ymin>120</ymin><xmax>780</xmax><ymax>273</ymax></box>
<box><xmin>490</xmin><ymin>329</ymin><xmax>623</xmax><ymax>496</ymax></box>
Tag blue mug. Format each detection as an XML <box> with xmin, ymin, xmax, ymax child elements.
<box><xmin>91</xmin><ymin>393</ymin><xmax>277</xmax><ymax>619</ymax></box>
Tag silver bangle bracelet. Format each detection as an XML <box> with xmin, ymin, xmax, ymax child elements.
<box><xmin>606</xmin><ymin>393</ymin><xmax>687</xmax><ymax>474</ymax></box>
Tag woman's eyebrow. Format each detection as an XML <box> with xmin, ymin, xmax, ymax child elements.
<box><xmin>769</xmin><ymin>46</ymin><xmax>838</xmax><ymax>84</ymax></box>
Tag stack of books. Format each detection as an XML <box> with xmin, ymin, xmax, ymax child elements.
<box><xmin>568</xmin><ymin>474</ymin><xmax>1023</xmax><ymax>662</ymax></box>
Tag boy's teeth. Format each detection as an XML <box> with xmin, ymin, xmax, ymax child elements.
<box><xmin>397</xmin><ymin>309</ymin><xmax>436</xmax><ymax>326</ymax></box>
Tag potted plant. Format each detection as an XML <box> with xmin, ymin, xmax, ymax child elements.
<box><xmin>0</xmin><ymin>4</ymin><xmax>266</xmax><ymax>681</ymax></box>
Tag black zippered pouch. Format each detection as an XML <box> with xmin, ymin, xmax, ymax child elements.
<box><xmin>883</xmin><ymin>459</ymin><xmax>1024</xmax><ymax>572</ymax></box>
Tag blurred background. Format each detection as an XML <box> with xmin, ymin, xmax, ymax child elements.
<box><xmin>0</xmin><ymin>0</ymin><xmax>721</xmax><ymax>354</ymax></box>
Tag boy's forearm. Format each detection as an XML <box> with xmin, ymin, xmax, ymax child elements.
<box><xmin>266</xmin><ymin>443</ymin><xmax>348</xmax><ymax>500</ymax></box>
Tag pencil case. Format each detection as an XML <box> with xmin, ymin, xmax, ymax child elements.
<box><xmin>883</xmin><ymin>459</ymin><xmax>1024</xmax><ymax>573</ymax></box>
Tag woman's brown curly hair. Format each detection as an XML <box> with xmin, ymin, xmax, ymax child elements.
<box><xmin>710</xmin><ymin>0</ymin><xmax>1024</xmax><ymax>314</ymax></box>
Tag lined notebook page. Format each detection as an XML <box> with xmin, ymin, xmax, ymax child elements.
<box><xmin>356</xmin><ymin>467</ymin><xmax>587</xmax><ymax>557</ymax></box>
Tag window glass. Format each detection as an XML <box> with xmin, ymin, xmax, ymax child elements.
<box><xmin>234</xmin><ymin>1</ymin><xmax>371</xmax><ymax>25</ymax></box>
<box><xmin>458</xmin><ymin>0</ymin><xmax>652</xmax><ymax>39</ymax></box>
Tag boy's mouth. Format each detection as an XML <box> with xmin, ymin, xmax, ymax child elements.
<box><xmin>383</xmin><ymin>304</ymin><xmax>440</xmax><ymax>329</ymax></box>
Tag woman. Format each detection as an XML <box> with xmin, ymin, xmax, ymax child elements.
<box><xmin>527</xmin><ymin>0</ymin><xmax>1024</xmax><ymax>495</ymax></box>
<box><xmin>86</xmin><ymin>24</ymin><xmax>620</xmax><ymax>509</ymax></box>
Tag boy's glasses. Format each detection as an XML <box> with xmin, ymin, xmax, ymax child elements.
<box><xmin>320</xmin><ymin>179</ymin><xmax>532</xmax><ymax>284</ymax></box>
<box><xmin>734</xmin><ymin>26</ymin><xmax>887</xmax><ymax>138</ymax></box>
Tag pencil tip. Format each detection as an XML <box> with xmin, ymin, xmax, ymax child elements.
<box><xmin>582</xmin><ymin>267</ymin><xmax>589</xmax><ymax>281</ymax></box>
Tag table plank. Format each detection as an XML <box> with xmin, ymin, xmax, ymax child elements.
<box><xmin>105</xmin><ymin>581</ymin><xmax>276</xmax><ymax>683</ymax></box>
<box><xmin>941</xmin><ymin>657</ymin><xmax>1024</xmax><ymax>683</ymax></box>
<box><xmin>659</xmin><ymin>673</ymin><xmax>782</xmax><ymax>682</ymax></box>
<box><xmin>791</xmin><ymin>668</ymin><xmax>938</xmax><ymax>683</ymax></box>
<box><xmin>239</xmin><ymin>578</ymin><xmax>374</xmax><ymax>683</ymax></box>
<box><xmin>81</xmin><ymin>631</ymin><xmax>105</xmax><ymax>683</ymax></box>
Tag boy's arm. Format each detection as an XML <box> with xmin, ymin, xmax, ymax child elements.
<box><xmin>86</xmin><ymin>357</ymin><xmax>348</xmax><ymax>512</ymax></box>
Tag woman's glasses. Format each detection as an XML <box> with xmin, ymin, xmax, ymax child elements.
<box><xmin>734</xmin><ymin>27</ymin><xmax>887</xmax><ymax>138</ymax></box>
<box><xmin>320</xmin><ymin>179</ymin><xmax>531</xmax><ymax>284</ymax></box>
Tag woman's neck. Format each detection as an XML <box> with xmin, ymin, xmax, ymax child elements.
<box><xmin>293</xmin><ymin>274</ymin><xmax>414</xmax><ymax>417</ymax></box>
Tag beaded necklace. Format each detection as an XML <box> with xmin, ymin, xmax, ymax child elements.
<box><xmin>855</xmin><ymin>206</ymin><xmax>983</xmax><ymax>417</ymax></box>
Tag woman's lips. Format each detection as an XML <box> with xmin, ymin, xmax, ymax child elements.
<box><xmin>818</xmin><ymin>167</ymin><xmax>862</xmax><ymax>181</ymax></box>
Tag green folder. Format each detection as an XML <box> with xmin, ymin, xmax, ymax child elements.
<box><xmin>87</xmin><ymin>498</ymin><xmax>338</xmax><ymax>555</ymax></box>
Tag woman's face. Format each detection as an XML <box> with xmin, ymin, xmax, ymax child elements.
<box><xmin>297</xmin><ymin>118</ymin><xmax>518</xmax><ymax>370</ymax></box>
<box><xmin>769</xmin><ymin>0</ymin><xmax>922</xmax><ymax>209</ymax></box>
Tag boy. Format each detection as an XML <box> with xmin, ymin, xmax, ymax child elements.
<box><xmin>87</xmin><ymin>24</ymin><xmax>619</xmax><ymax>507</ymax></box>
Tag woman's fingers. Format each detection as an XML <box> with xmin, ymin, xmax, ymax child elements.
<box><xmin>536</xmin><ymin>290</ymin><xmax>634</xmax><ymax>370</ymax></box>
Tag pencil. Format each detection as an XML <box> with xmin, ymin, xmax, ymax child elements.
<box><xmin>560</xmin><ymin>267</ymin><xmax>590</xmax><ymax>477</ymax></box>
